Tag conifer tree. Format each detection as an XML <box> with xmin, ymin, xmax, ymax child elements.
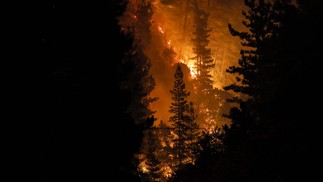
<box><xmin>223</xmin><ymin>0</ymin><xmax>292</xmax><ymax>129</ymax></box>
<box><xmin>122</xmin><ymin>40</ymin><xmax>158</xmax><ymax>125</ymax></box>
<box><xmin>169</xmin><ymin>64</ymin><xmax>199</xmax><ymax>168</ymax></box>
<box><xmin>191</xmin><ymin>3</ymin><xmax>221</xmax><ymax>130</ymax></box>
<box><xmin>222</xmin><ymin>1</ymin><xmax>294</xmax><ymax>179</ymax></box>
<box><xmin>135</xmin><ymin>0</ymin><xmax>154</xmax><ymax>45</ymax></box>
<box><xmin>225</xmin><ymin>0</ymin><xmax>277</xmax><ymax>102</ymax></box>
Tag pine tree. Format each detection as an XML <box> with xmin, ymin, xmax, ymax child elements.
<box><xmin>169</xmin><ymin>64</ymin><xmax>199</xmax><ymax>168</ymax></box>
<box><xmin>191</xmin><ymin>3</ymin><xmax>221</xmax><ymax>130</ymax></box>
<box><xmin>135</xmin><ymin>0</ymin><xmax>154</xmax><ymax>46</ymax></box>
<box><xmin>122</xmin><ymin>40</ymin><xmax>158</xmax><ymax>125</ymax></box>
<box><xmin>223</xmin><ymin>0</ymin><xmax>294</xmax><ymax>131</ymax></box>
<box><xmin>192</xmin><ymin>6</ymin><xmax>214</xmax><ymax>92</ymax></box>
<box><xmin>221</xmin><ymin>1</ymin><xmax>299</xmax><ymax>180</ymax></box>
<box><xmin>222</xmin><ymin>0</ymin><xmax>284</xmax><ymax>147</ymax></box>
<box><xmin>186</xmin><ymin>101</ymin><xmax>200</xmax><ymax>163</ymax></box>
<box><xmin>225</xmin><ymin>0</ymin><xmax>278</xmax><ymax>102</ymax></box>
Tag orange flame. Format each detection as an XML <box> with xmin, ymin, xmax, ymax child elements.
<box><xmin>157</xmin><ymin>24</ymin><xmax>197</xmax><ymax>79</ymax></box>
<box><xmin>158</xmin><ymin>25</ymin><xmax>165</xmax><ymax>34</ymax></box>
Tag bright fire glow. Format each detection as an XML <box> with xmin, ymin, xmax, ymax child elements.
<box><xmin>119</xmin><ymin>1</ymin><xmax>245</xmax><ymax>179</ymax></box>
<box><xmin>187</xmin><ymin>61</ymin><xmax>197</xmax><ymax>79</ymax></box>
<box><xmin>138</xmin><ymin>160</ymin><xmax>149</xmax><ymax>173</ymax></box>
<box><xmin>167</xmin><ymin>40</ymin><xmax>171</xmax><ymax>46</ymax></box>
<box><xmin>157</xmin><ymin>24</ymin><xmax>197</xmax><ymax>79</ymax></box>
<box><xmin>122</xmin><ymin>0</ymin><xmax>240</xmax><ymax>137</ymax></box>
<box><xmin>158</xmin><ymin>25</ymin><xmax>165</xmax><ymax>34</ymax></box>
<box><xmin>161</xmin><ymin>165</ymin><xmax>173</xmax><ymax>178</ymax></box>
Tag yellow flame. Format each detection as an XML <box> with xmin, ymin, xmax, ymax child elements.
<box><xmin>158</xmin><ymin>25</ymin><xmax>165</xmax><ymax>34</ymax></box>
<box><xmin>158</xmin><ymin>24</ymin><xmax>197</xmax><ymax>79</ymax></box>
<box><xmin>179</xmin><ymin>57</ymin><xmax>197</xmax><ymax>79</ymax></box>
<box><xmin>187</xmin><ymin>62</ymin><xmax>197</xmax><ymax>79</ymax></box>
<box><xmin>138</xmin><ymin>160</ymin><xmax>149</xmax><ymax>173</ymax></box>
<box><xmin>161</xmin><ymin>165</ymin><xmax>173</xmax><ymax>178</ymax></box>
<box><xmin>167</xmin><ymin>40</ymin><xmax>171</xmax><ymax>46</ymax></box>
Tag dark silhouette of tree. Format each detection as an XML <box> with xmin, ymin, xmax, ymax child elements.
<box><xmin>226</xmin><ymin>0</ymin><xmax>269</xmax><ymax>92</ymax></box>
<box><xmin>169</xmin><ymin>64</ymin><xmax>199</xmax><ymax>169</ymax></box>
<box><xmin>192</xmin><ymin>6</ymin><xmax>214</xmax><ymax>90</ymax></box>
<box><xmin>220</xmin><ymin>1</ymin><xmax>315</xmax><ymax>181</ymax></box>
<box><xmin>150</xmin><ymin>1</ymin><xmax>320</xmax><ymax>182</ymax></box>
<box><xmin>170</xmin><ymin>127</ymin><xmax>225</xmax><ymax>182</ymax></box>
<box><xmin>191</xmin><ymin>3</ymin><xmax>222</xmax><ymax>130</ymax></box>
<box><xmin>222</xmin><ymin>0</ymin><xmax>284</xmax><ymax>147</ymax></box>
<box><xmin>135</xmin><ymin>0</ymin><xmax>154</xmax><ymax>45</ymax></box>
<box><xmin>121</xmin><ymin>39</ymin><xmax>158</xmax><ymax>125</ymax></box>
<box><xmin>136</xmin><ymin>82</ymin><xmax>201</xmax><ymax>181</ymax></box>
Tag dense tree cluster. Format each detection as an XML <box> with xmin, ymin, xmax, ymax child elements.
<box><xmin>41</xmin><ymin>0</ymin><xmax>320</xmax><ymax>182</ymax></box>
<box><xmin>171</xmin><ymin>0</ymin><xmax>320</xmax><ymax>181</ymax></box>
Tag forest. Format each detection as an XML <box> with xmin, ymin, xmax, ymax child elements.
<box><xmin>40</xmin><ymin>0</ymin><xmax>321</xmax><ymax>181</ymax></box>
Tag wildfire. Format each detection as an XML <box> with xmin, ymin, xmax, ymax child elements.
<box><xmin>138</xmin><ymin>160</ymin><xmax>149</xmax><ymax>173</ymax></box>
<box><xmin>188</xmin><ymin>62</ymin><xmax>197</xmax><ymax>79</ymax></box>
<box><xmin>161</xmin><ymin>165</ymin><xmax>173</xmax><ymax>178</ymax></box>
<box><xmin>157</xmin><ymin>23</ymin><xmax>198</xmax><ymax>79</ymax></box>
<box><xmin>117</xmin><ymin>1</ymin><xmax>243</xmax><ymax>181</ymax></box>
<box><xmin>158</xmin><ymin>25</ymin><xmax>165</xmax><ymax>34</ymax></box>
<box><xmin>167</xmin><ymin>40</ymin><xmax>171</xmax><ymax>46</ymax></box>
<box><xmin>179</xmin><ymin>59</ymin><xmax>197</xmax><ymax>79</ymax></box>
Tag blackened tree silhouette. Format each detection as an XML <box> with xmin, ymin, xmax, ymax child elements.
<box><xmin>169</xmin><ymin>64</ymin><xmax>199</xmax><ymax>169</ymax></box>
<box><xmin>121</xmin><ymin>39</ymin><xmax>158</xmax><ymax>125</ymax></box>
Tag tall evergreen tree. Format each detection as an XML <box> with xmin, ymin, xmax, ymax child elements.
<box><xmin>169</xmin><ymin>64</ymin><xmax>199</xmax><ymax>168</ymax></box>
<box><xmin>221</xmin><ymin>1</ymin><xmax>303</xmax><ymax>181</ymax></box>
<box><xmin>121</xmin><ymin>40</ymin><xmax>158</xmax><ymax>125</ymax></box>
<box><xmin>191</xmin><ymin>3</ymin><xmax>221</xmax><ymax>130</ymax></box>
<box><xmin>225</xmin><ymin>0</ymin><xmax>278</xmax><ymax>103</ymax></box>
<box><xmin>222</xmin><ymin>0</ymin><xmax>285</xmax><ymax>135</ymax></box>
<box><xmin>135</xmin><ymin>0</ymin><xmax>154</xmax><ymax>46</ymax></box>
<box><xmin>192</xmin><ymin>6</ymin><xmax>214</xmax><ymax>91</ymax></box>
<box><xmin>168</xmin><ymin>1</ymin><xmax>317</xmax><ymax>181</ymax></box>
<box><xmin>222</xmin><ymin>0</ymin><xmax>302</xmax><ymax>139</ymax></box>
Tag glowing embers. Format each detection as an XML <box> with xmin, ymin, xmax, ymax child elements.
<box><xmin>138</xmin><ymin>158</ymin><xmax>149</xmax><ymax>173</ymax></box>
<box><xmin>158</xmin><ymin>25</ymin><xmax>165</xmax><ymax>34</ymax></box>
<box><xmin>160</xmin><ymin>165</ymin><xmax>174</xmax><ymax>179</ymax></box>
<box><xmin>167</xmin><ymin>40</ymin><xmax>171</xmax><ymax>46</ymax></box>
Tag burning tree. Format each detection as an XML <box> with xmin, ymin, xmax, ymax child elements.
<box><xmin>191</xmin><ymin>3</ymin><xmax>222</xmax><ymax>131</ymax></box>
